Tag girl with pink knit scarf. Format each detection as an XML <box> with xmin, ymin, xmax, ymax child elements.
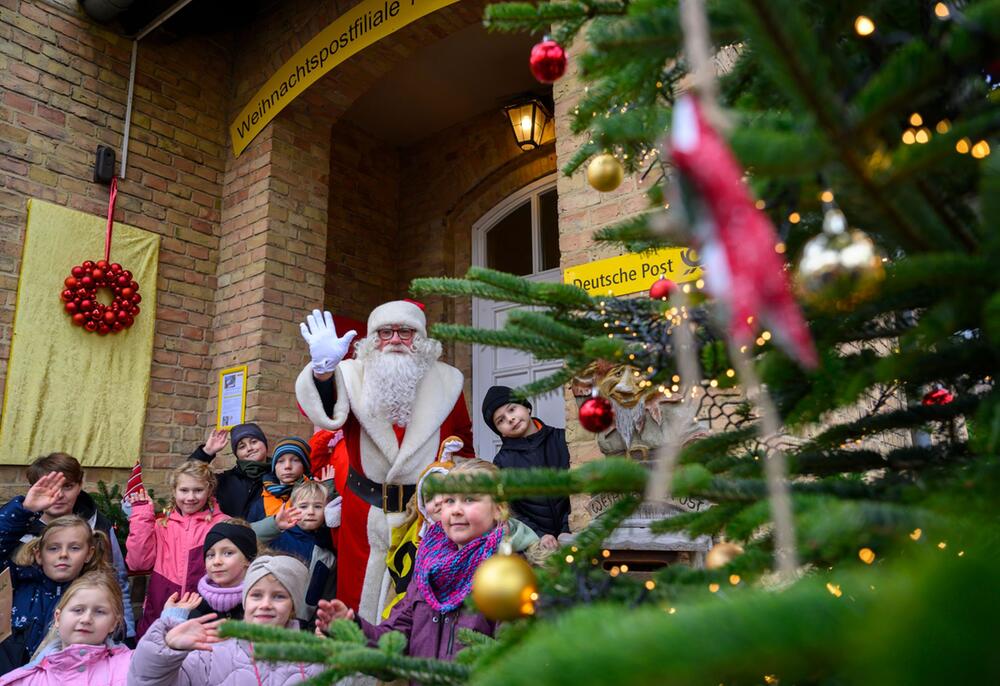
<box><xmin>315</xmin><ymin>460</ymin><xmax>542</xmax><ymax>670</ymax></box>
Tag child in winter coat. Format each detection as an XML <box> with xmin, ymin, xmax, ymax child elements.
<box><xmin>482</xmin><ymin>385</ymin><xmax>570</xmax><ymax>547</ymax></box>
<box><xmin>316</xmin><ymin>460</ymin><xmax>546</xmax><ymax>672</ymax></box>
<box><xmin>189</xmin><ymin>424</ymin><xmax>270</xmax><ymax>521</ymax></box>
<box><xmin>128</xmin><ymin>555</ymin><xmax>325</xmax><ymax>686</ymax></box>
<box><xmin>0</xmin><ymin>473</ymin><xmax>114</xmax><ymax>672</ymax></box>
<box><xmin>0</xmin><ymin>572</ymin><xmax>131</xmax><ymax>686</ymax></box>
<box><xmin>2</xmin><ymin>453</ymin><xmax>136</xmax><ymax>640</ymax></box>
<box><xmin>251</xmin><ymin>481</ymin><xmax>335</xmax><ymax>619</ymax></box>
<box><xmin>248</xmin><ymin>437</ymin><xmax>312</xmax><ymax>521</ymax></box>
<box><xmin>125</xmin><ymin>461</ymin><xmax>228</xmax><ymax>638</ymax></box>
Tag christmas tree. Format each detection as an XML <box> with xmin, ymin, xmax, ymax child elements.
<box><xmin>222</xmin><ymin>1</ymin><xmax>1000</xmax><ymax>683</ymax></box>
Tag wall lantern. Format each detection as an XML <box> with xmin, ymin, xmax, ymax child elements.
<box><xmin>502</xmin><ymin>98</ymin><xmax>553</xmax><ymax>151</ymax></box>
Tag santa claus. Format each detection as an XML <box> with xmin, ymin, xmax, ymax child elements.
<box><xmin>295</xmin><ymin>301</ymin><xmax>474</xmax><ymax>622</ymax></box>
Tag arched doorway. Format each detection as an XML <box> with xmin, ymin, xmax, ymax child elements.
<box><xmin>471</xmin><ymin>174</ymin><xmax>565</xmax><ymax>460</ymax></box>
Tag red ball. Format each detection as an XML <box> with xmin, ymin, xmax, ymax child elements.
<box><xmin>97</xmin><ymin>323</ymin><xmax>110</xmax><ymax>335</ymax></box>
<box><xmin>71</xmin><ymin>266</ymin><xmax>85</xmax><ymax>278</ymax></box>
<box><xmin>122</xmin><ymin>270</ymin><xmax>132</xmax><ymax>281</ymax></box>
<box><xmin>922</xmin><ymin>388</ymin><xmax>954</xmax><ymax>406</ymax></box>
<box><xmin>116</xmin><ymin>309</ymin><xmax>129</xmax><ymax>321</ymax></box>
<box><xmin>131</xmin><ymin>305</ymin><xmax>140</xmax><ymax>316</ymax></box>
<box><xmin>75</xmin><ymin>288</ymin><xmax>88</xmax><ymax>298</ymax></box>
<box><xmin>72</xmin><ymin>313</ymin><xmax>86</xmax><ymax>326</ymax></box>
<box><xmin>61</xmin><ymin>289</ymin><xmax>74</xmax><ymax>302</ymax></box>
<box><xmin>82</xmin><ymin>260</ymin><xmax>94</xmax><ymax>270</ymax></box>
<box><xmin>129</xmin><ymin>280</ymin><xmax>138</xmax><ymax>290</ymax></box>
<box><xmin>116</xmin><ymin>275</ymin><xmax>129</xmax><ymax>287</ymax></box>
<box><xmin>92</xmin><ymin>268</ymin><xmax>104</xmax><ymax>281</ymax></box>
<box><xmin>529</xmin><ymin>38</ymin><xmax>567</xmax><ymax>83</ymax></box>
<box><xmin>65</xmin><ymin>276</ymin><xmax>78</xmax><ymax>289</ymax></box>
<box><xmin>123</xmin><ymin>314</ymin><xmax>134</xmax><ymax>327</ymax></box>
<box><xmin>84</xmin><ymin>320</ymin><xmax>98</xmax><ymax>332</ymax></box>
<box><xmin>80</xmin><ymin>276</ymin><xmax>93</xmax><ymax>287</ymax></box>
<box><xmin>110</xmin><ymin>263</ymin><xmax>122</xmax><ymax>273</ymax></box>
<box><xmin>103</xmin><ymin>310</ymin><xmax>116</xmax><ymax>324</ymax></box>
<box><xmin>80</xmin><ymin>299</ymin><xmax>93</xmax><ymax>311</ymax></box>
<box><xmin>96</xmin><ymin>260</ymin><xmax>109</xmax><ymax>270</ymax></box>
<box><xmin>121</xmin><ymin>287</ymin><xmax>134</xmax><ymax>299</ymax></box>
<box><xmin>64</xmin><ymin>302</ymin><xmax>78</xmax><ymax>314</ymax></box>
<box><xmin>132</xmin><ymin>293</ymin><xmax>141</xmax><ymax>304</ymax></box>
<box><xmin>579</xmin><ymin>396</ymin><xmax>614</xmax><ymax>433</ymax></box>
<box><xmin>649</xmin><ymin>277</ymin><xmax>676</xmax><ymax>300</ymax></box>
<box><xmin>111</xmin><ymin>321</ymin><xmax>123</xmax><ymax>332</ymax></box>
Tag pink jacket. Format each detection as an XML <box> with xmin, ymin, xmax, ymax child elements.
<box><xmin>128</xmin><ymin>616</ymin><xmax>324</xmax><ymax>686</ymax></box>
<box><xmin>0</xmin><ymin>642</ymin><xmax>131</xmax><ymax>686</ymax></box>
<box><xmin>126</xmin><ymin>501</ymin><xmax>228</xmax><ymax>637</ymax></box>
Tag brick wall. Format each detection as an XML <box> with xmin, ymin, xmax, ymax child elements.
<box><xmin>0</xmin><ymin>0</ymin><xmax>232</xmax><ymax>498</ymax></box>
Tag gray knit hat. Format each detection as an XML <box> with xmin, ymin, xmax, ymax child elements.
<box><xmin>243</xmin><ymin>555</ymin><xmax>310</xmax><ymax>621</ymax></box>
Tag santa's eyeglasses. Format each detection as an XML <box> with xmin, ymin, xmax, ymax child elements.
<box><xmin>376</xmin><ymin>327</ymin><xmax>416</xmax><ymax>341</ymax></box>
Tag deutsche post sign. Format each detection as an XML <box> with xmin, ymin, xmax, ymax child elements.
<box><xmin>563</xmin><ymin>247</ymin><xmax>703</xmax><ymax>296</ymax></box>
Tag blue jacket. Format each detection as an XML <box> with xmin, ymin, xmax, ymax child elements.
<box><xmin>0</xmin><ymin>498</ymin><xmax>71</xmax><ymax>672</ymax></box>
<box><xmin>254</xmin><ymin>522</ymin><xmax>335</xmax><ymax>614</ymax></box>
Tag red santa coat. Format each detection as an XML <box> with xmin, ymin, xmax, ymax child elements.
<box><xmin>295</xmin><ymin>358</ymin><xmax>474</xmax><ymax>622</ymax></box>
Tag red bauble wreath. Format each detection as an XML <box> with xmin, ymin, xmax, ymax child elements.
<box><xmin>61</xmin><ymin>259</ymin><xmax>141</xmax><ymax>335</ymax></box>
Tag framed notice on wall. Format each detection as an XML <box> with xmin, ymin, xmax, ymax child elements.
<box><xmin>217</xmin><ymin>365</ymin><xmax>248</xmax><ymax>429</ymax></box>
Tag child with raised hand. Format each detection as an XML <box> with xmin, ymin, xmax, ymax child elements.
<box><xmin>0</xmin><ymin>572</ymin><xmax>131</xmax><ymax>686</ymax></box>
<box><xmin>189</xmin><ymin>423</ymin><xmax>270</xmax><ymax>521</ymax></box>
<box><xmin>2</xmin><ymin>453</ymin><xmax>137</xmax><ymax>641</ymax></box>
<box><xmin>315</xmin><ymin>459</ymin><xmax>546</xmax><ymax>668</ymax></box>
<box><xmin>0</xmin><ymin>473</ymin><xmax>114</xmax><ymax>672</ymax></box>
<box><xmin>162</xmin><ymin>520</ymin><xmax>260</xmax><ymax>623</ymax></box>
<box><xmin>125</xmin><ymin>461</ymin><xmax>228</xmax><ymax>638</ymax></box>
<box><xmin>129</xmin><ymin>555</ymin><xmax>324</xmax><ymax>686</ymax></box>
<box><xmin>251</xmin><ymin>480</ymin><xmax>335</xmax><ymax>619</ymax></box>
<box><xmin>248</xmin><ymin>437</ymin><xmax>312</xmax><ymax>521</ymax></box>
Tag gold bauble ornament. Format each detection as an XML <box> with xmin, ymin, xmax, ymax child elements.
<box><xmin>795</xmin><ymin>209</ymin><xmax>886</xmax><ymax>312</ymax></box>
<box><xmin>472</xmin><ymin>553</ymin><xmax>538</xmax><ymax>621</ymax></box>
<box><xmin>586</xmin><ymin>153</ymin><xmax>624</xmax><ymax>192</ymax></box>
<box><xmin>705</xmin><ymin>541</ymin><xmax>744</xmax><ymax>570</ymax></box>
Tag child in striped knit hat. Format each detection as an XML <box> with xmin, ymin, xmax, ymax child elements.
<box><xmin>248</xmin><ymin>437</ymin><xmax>312</xmax><ymax>521</ymax></box>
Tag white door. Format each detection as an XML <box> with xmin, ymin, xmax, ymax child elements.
<box><xmin>471</xmin><ymin>175</ymin><xmax>565</xmax><ymax>461</ymax></box>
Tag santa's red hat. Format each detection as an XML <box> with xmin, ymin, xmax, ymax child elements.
<box><xmin>367</xmin><ymin>300</ymin><xmax>426</xmax><ymax>337</ymax></box>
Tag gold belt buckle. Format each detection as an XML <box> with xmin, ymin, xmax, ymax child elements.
<box><xmin>381</xmin><ymin>482</ymin><xmax>404</xmax><ymax>511</ymax></box>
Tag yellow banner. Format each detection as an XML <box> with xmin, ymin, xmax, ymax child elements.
<box><xmin>563</xmin><ymin>247</ymin><xmax>703</xmax><ymax>297</ymax></box>
<box><xmin>230</xmin><ymin>0</ymin><xmax>461</xmax><ymax>156</ymax></box>
<box><xmin>0</xmin><ymin>200</ymin><xmax>159</xmax><ymax>468</ymax></box>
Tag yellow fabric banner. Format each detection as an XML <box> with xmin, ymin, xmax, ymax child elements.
<box><xmin>0</xmin><ymin>200</ymin><xmax>159</xmax><ymax>467</ymax></box>
<box><xmin>229</xmin><ymin>0</ymin><xmax>461</xmax><ymax>157</ymax></box>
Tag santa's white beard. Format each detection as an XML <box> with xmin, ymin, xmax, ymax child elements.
<box><xmin>355</xmin><ymin>334</ymin><xmax>441</xmax><ymax>426</ymax></box>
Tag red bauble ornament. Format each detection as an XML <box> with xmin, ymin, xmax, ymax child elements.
<box><xmin>649</xmin><ymin>277</ymin><xmax>676</xmax><ymax>300</ymax></box>
<box><xmin>579</xmin><ymin>396</ymin><xmax>614</xmax><ymax>433</ymax></box>
<box><xmin>60</xmin><ymin>260</ymin><xmax>141</xmax><ymax>335</ymax></box>
<box><xmin>922</xmin><ymin>387</ymin><xmax>954</xmax><ymax>406</ymax></box>
<box><xmin>529</xmin><ymin>38</ymin><xmax>567</xmax><ymax>83</ymax></box>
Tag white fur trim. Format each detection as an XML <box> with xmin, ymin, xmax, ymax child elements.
<box><xmin>295</xmin><ymin>364</ymin><xmax>350</xmax><ymax>431</ymax></box>
<box><xmin>367</xmin><ymin>301</ymin><xmax>426</xmax><ymax>338</ymax></box>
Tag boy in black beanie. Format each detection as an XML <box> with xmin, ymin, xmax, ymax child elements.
<box><xmin>482</xmin><ymin>386</ymin><xmax>570</xmax><ymax>548</ymax></box>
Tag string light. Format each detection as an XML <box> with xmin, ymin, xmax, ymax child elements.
<box><xmin>901</xmin><ymin>129</ymin><xmax>916</xmax><ymax>145</ymax></box>
<box><xmin>601</xmin><ymin>549</ymin><xmax>610</xmax><ymax>558</ymax></box>
<box><xmin>644</xmin><ymin>580</ymin><xmax>656</xmax><ymax>590</ymax></box>
<box><xmin>729</xmin><ymin>574</ymin><xmax>740</xmax><ymax>585</ymax></box>
<box><xmin>726</xmin><ymin>369</ymin><xmax>736</xmax><ymax>377</ymax></box>
<box><xmin>909</xmin><ymin>113</ymin><xmax>923</xmax><ymax>126</ymax></box>
<box><xmin>709</xmin><ymin>583</ymin><xmax>720</xmax><ymax>593</ymax></box>
<box><xmin>774</xmin><ymin>242</ymin><xmax>786</xmax><ymax>254</ymax></box>
<box><xmin>754</xmin><ymin>199</ymin><xmax>766</xmax><ymax>209</ymax></box>
<box><xmin>858</xmin><ymin>548</ymin><xmax>876</xmax><ymax>564</ymax></box>
<box><xmin>854</xmin><ymin>15</ymin><xmax>875</xmax><ymax>36</ymax></box>
<box><xmin>971</xmin><ymin>140</ymin><xmax>991</xmax><ymax>159</ymax></box>
<box><xmin>914</xmin><ymin>127</ymin><xmax>931</xmax><ymax>144</ymax></box>
<box><xmin>956</xmin><ymin>138</ymin><xmax>971</xmax><ymax>154</ymax></box>
<box><xmin>934</xmin><ymin>2</ymin><xmax>950</xmax><ymax>18</ymax></box>
<box><xmin>910</xmin><ymin>528</ymin><xmax>922</xmax><ymax>540</ymax></box>
<box><xmin>937</xmin><ymin>541</ymin><xmax>947</xmax><ymax>550</ymax></box>
<box><xmin>620</xmin><ymin>564</ymin><xmax>629</xmax><ymax>573</ymax></box>
<box><xmin>826</xmin><ymin>582</ymin><xmax>843</xmax><ymax>597</ymax></box>
<box><xmin>788</xmin><ymin>212</ymin><xmax>801</xmax><ymax>223</ymax></box>
<box><xmin>565</xmin><ymin>554</ymin><xmax>575</xmax><ymax>563</ymax></box>
<box><xmin>935</xmin><ymin>119</ymin><xmax>951</xmax><ymax>133</ymax></box>
<box><xmin>668</xmin><ymin>607</ymin><xmax>676</xmax><ymax>614</ymax></box>
<box><xmin>820</xmin><ymin>190</ymin><xmax>834</xmax><ymax>202</ymax></box>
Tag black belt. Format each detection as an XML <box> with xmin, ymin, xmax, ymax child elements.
<box><xmin>347</xmin><ymin>466</ymin><xmax>416</xmax><ymax>513</ymax></box>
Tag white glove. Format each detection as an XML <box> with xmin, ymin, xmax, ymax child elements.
<box><xmin>325</xmin><ymin>496</ymin><xmax>343</xmax><ymax>528</ymax></box>
<box><xmin>299</xmin><ymin>309</ymin><xmax>357</xmax><ymax>374</ymax></box>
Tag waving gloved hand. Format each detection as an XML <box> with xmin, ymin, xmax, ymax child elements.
<box><xmin>299</xmin><ymin>309</ymin><xmax>357</xmax><ymax>374</ymax></box>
